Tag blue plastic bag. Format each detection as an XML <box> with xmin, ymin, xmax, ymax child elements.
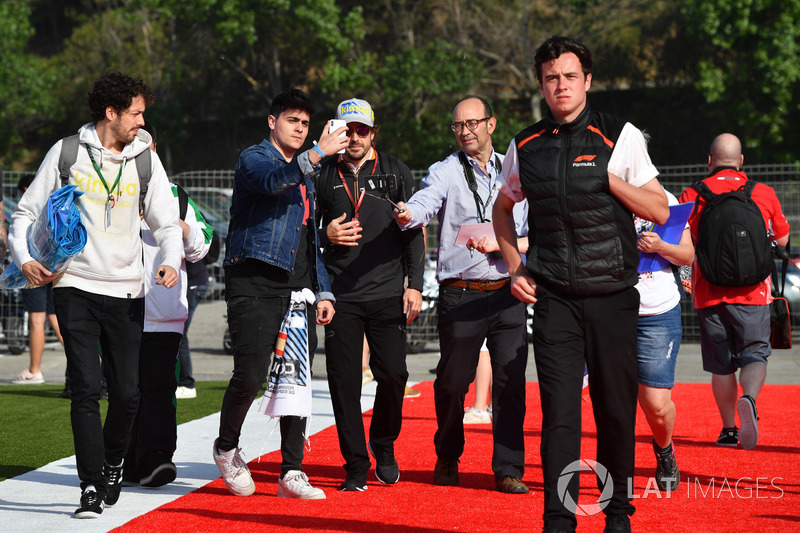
<box><xmin>1</xmin><ymin>185</ymin><xmax>87</xmax><ymax>289</ymax></box>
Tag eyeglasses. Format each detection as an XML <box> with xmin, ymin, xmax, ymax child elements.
<box><xmin>346</xmin><ymin>125</ymin><xmax>372</xmax><ymax>137</ymax></box>
<box><xmin>450</xmin><ymin>117</ymin><xmax>490</xmax><ymax>133</ymax></box>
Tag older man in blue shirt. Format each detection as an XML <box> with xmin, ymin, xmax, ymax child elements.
<box><xmin>394</xmin><ymin>95</ymin><xmax>529</xmax><ymax>494</ymax></box>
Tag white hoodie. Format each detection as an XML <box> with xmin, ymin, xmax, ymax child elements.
<box><xmin>142</xmin><ymin>184</ymin><xmax>213</xmax><ymax>333</ymax></box>
<box><xmin>9</xmin><ymin>123</ymin><xmax>183</xmax><ymax>298</ymax></box>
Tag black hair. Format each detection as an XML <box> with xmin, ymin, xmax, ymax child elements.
<box><xmin>453</xmin><ymin>95</ymin><xmax>493</xmax><ymax>118</ymax></box>
<box><xmin>534</xmin><ymin>35</ymin><xmax>593</xmax><ymax>84</ymax></box>
<box><xmin>268</xmin><ymin>88</ymin><xmax>315</xmax><ymax>119</ymax></box>
<box><xmin>17</xmin><ymin>174</ymin><xmax>34</xmax><ymax>194</ymax></box>
<box><xmin>87</xmin><ymin>71</ymin><xmax>155</xmax><ymax>123</ymax></box>
<box><xmin>141</xmin><ymin>120</ymin><xmax>157</xmax><ymax>144</ymax></box>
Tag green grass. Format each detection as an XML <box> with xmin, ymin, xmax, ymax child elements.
<box><xmin>0</xmin><ymin>381</ymin><xmax>230</xmax><ymax>481</ymax></box>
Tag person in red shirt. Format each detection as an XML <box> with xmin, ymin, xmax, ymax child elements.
<box><xmin>679</xmin><ymin>133</ymin><xmax>789</xmax><ymax>451</ymax></box>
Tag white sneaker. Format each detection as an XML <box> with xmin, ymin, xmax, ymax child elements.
<box><xmin>213</xmin><ymin>439</ymin><xmax>256</xmax><ymax>496</ymax></box>
<box><xmin>463</xmin><ymin>407</ymin><xmax>492</xmax><ymax>424</ymax></box>
<box><xmin>278</xmin><ymin>470</ymin><xmax>326</xmax><ymax>499</ymax></box>
<box><xmin>175</xmin><ymin>386</ymin><xmax>197</xmax><ymax>399</ymax></box>
<box><xmin>11</xmin><ymin>369</ymin><xmax>45</xmax><ymax>385</ymax></box>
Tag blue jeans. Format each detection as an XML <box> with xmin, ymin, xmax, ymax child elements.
<box><xmin>177</xmin><ymin>284</ymin><xmax>207</xmax><ymax>388</ymax></box>
<box><xmin>637</xmin><ymin>303</ymin><xmax>682</xmax><ymax>388</ymax></box>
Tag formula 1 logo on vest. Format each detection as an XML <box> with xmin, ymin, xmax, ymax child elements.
<box><xmin>573</xmin><ymin>154</ymin><xmax>597</xmax><ymax>167</ymax></box>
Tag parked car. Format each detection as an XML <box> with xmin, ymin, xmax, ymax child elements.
<box><xmin>183</xmin><ymin>187</ymin><xmax>232</xmax><ymax>300</ymax></box>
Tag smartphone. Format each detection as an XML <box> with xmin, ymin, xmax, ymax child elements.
<box><xmin>373</xmin><ymin>173</ymin><xmax>398</xmax><ymax>194</ymax></box>
<box><xmin>328</xmin><ymin>119</ymin><xmax>347</xmax><ymax>154</ymax></box>
<box><xmin>371</xmin><ymin>174</ymin><xmax>404</xmax><ymax>212</ymax></box>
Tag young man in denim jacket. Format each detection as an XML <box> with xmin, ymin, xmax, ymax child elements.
<box><xmin>213</xmin><ymin>88</ymin><xmax>345</xmax><ymax>499</ymax></box>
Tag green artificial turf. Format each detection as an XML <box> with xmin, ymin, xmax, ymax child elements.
<box><xmin>0</xmin><ymin>381</ymin><xmax>230</xmax><ymax>481</ymax></box>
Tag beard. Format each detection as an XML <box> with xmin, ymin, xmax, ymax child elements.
<box><xmin>111</xmin><ymin>117</ymin><xmax>137</xmax><ymax>145</ymax></box>
<box><xmin>345</xmin><ymin>140</ymin><xmax>371</xmax><ymax>163</ymax></box>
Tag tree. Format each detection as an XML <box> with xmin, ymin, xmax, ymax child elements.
<box><xmin>0</xmin><ymin>0</ymin><xmax>63</xmax><ymax>162</ymax></box>
<box><xmin>682</xmin><ymin>0</ymin><xmax>800</xmax><ymax>159</ymax></box>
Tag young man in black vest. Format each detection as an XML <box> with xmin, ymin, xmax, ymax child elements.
<box><xmin>315</xmin><ymin>98</ymin><xmax>425</xmax><ymax>491</ymax></box>
<box><xmin>494</xmin><ymin>36</ymin><xmax>669</xmax><ymax>533</ymax></box>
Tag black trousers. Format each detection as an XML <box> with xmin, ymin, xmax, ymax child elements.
<box><xmin>126</xmin><ymin>331</ymin><xmax>182</xmax><ymax>471</ymax></box>
<box><xmin>434</xmin><ymin>283</ymin><xmax>527</xmax><ymax>479</ymax></box>
<box><xmin>218</xmin><ymin>295</ymin><xmax>317</xmax><ymax>475</ymax></box>
<box><xmin>324</xmin><ymin>297</ymin><xmax>408</xmax><ymax>474</ymax></box>
<box><xmin>54</xmin><ymin>287</ymin><xmax>144</xmax><ymax>495</ymax></box>
<box><xmin>533</xmin><ymin>284</ymin><xmax>639</xmax><ymax>530</ymax></box>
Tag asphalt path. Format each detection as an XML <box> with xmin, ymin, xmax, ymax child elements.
<box><xmin>3</xmin><ymin>299</ymin><xmax>799</xmax><ymax>385</ymax></box>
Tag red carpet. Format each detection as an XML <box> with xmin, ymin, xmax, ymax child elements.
<box><xmin>116</xmin><ymin>382</ymin><xmax>800</xmax><ymax>532</ymax></box>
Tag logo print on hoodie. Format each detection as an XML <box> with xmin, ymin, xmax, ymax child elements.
<box><xmin>573</xmin><ymin>154</ymin><xmax>597</xmax><ymax>167</ymax></box>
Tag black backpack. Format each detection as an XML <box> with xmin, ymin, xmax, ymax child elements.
<box><xmin>59</xmin><ymin>134</ymin><xmax>151</xmax><ymax>211</ymax></box>
<box><xmin>692</xmin><ymin>179</ymin><xmax>772</xmax><ymax>287</ymax></box>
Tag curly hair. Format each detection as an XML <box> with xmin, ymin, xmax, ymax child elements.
<box><xmin>87</xmin><ymin>71</ymin><xmax>155</xmax><ymax>123</ymax></box>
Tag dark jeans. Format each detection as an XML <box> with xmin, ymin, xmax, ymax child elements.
<box><xmin>325</xmin><ymin>297</ymin><xmax>408</xmax><ymax>474</ymax></box>
<box><xmin>434</xmin><ymin>283</ymin><xmax>528</xmax><ymax>479</ymax></box>
<box><xmin>126</xmin><ymin>331</ymin><xmax>182</xmax><ymax>472</ymax></box>
<box><xmin>218</xmin><ymin>295</ymin><xmax>317</xmax><ymax>475</ymax></box>
<box><xmin>54</xmin><ymin>287</ymin><xmax>143</xmax><ymax>495</ymax></box>
<box><xmin>178</xmin><ymin>284</ymin><xmax>207</xmax><ymax>388</ymax></box>
<box><xmin>533</xmin><ymin>284</ymin><xmax>639</xmax><ymax>530</ymax></box>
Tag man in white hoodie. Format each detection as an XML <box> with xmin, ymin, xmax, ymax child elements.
<box><xmin>123</xmin><ymin>122</ymin><xmax>214</xmax><ymax>489</ymax></box>
<box><xmin>9</xmin><ymin>71</ymin><xmax>183</xmax><ymax>519</ymax></box>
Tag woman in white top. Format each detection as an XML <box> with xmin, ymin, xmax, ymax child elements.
<box><xmin>634</xmin><ymin>189</ymin><xmax>694</xmax><ymax>494</ymax></box>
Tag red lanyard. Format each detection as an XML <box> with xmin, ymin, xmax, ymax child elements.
<box><xmin>336</xmin><ymin>156</ymin><xmax>378</xmax><ymax>220</ymax></box>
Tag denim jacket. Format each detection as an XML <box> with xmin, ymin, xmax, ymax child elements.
<box><xmin>224</xmin><ymin>139</ymin><xmax>334</xmax><ymax>303</ymax></box>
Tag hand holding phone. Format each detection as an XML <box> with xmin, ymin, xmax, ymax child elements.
<box><xmin>328</xmin><ymin>119</ymin><xmax>347</xmax><ymax>154</ymax></box>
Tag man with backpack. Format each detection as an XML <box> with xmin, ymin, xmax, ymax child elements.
<box><xmin>315</xmin><ymin>98</ymin><xmax>425</xmax><ymax>491</ymax></box>
<box><xmin>122</xmin><ymin>121</ymin><xmax>213</xmax><ymax>488</ymax></box>
<box><xmin>9</xmin><ymin>71</ymin><xmax>183</xmax><ymax>518</ymax></box>
<box><xmin>679</xmin><ymin>133</ymin><xmax>789</xmax><ymax>450</ymax></box>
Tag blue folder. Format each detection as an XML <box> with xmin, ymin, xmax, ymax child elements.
<box><xmin>637</xmin><ymin>202</ymin><xmax>694</xmax><ymax>273</ymax></box>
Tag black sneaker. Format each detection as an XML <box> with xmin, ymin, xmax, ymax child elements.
<box><xmin>368</xmin><ymin>440</ymin><xmax>399</xmax><ymax>484</ymax></box>
<box><xmin>603</xmin><ymin>514</ymin><xmax>631</xmax><ymax>533</ymax></box>
<box><xmin>716</xmin><ymin>427</ymin><xmax>739</xmax><ymax>447</ymax></box>
<box><xmin>339</xmin><ymin>467</ymin><xmax>368</xmax><ymax>491</ymax></box>
<box><xmin>74</xmin><ymin>484</ymin><xmax>104</xmax><ymax>519</ymax></box>
<box><xmin>737</xmin><ymin>395</ymin><xmax>759</xmax><ymax>450</ymax></box>
<box><xmin>121</xmin><ymin>466</ymin><xmax>140</xmax><ymax>487</ymax></box>
<box><xmin>140</xmin><ymin>461</ymin><xmax>177</xmax><ymax>488</ymax></box>
<box><xmin>103</xmin><ymin>459</ymin><xmax>124</xmax><ymax>506</ymax></box>
<box><xmin>653</xmin><ymin>439</ymin><xmax>680</xmax><ymax>492</ymax></box>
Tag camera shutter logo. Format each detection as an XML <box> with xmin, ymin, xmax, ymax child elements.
<box><xmin>557</xmin><ymin>459</ymin><xmax>614</xmax><ymax>516</ymax></box>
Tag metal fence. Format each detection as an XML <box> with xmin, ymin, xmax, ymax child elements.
<box><xmin>3</xmin><ymin>163</ymin><xmax>799</xmax><ymax>352</ymax></box>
